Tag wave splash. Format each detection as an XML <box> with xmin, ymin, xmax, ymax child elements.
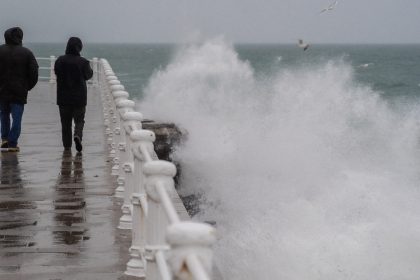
<box><xmin>140</xmin><ymin>39</ymin><xmax>420</xmax><ymax>280</ymax></box>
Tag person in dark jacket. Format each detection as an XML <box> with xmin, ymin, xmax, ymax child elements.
<box><xmin>54</xmin><ymin>37</ymin><xmax>93</xmax><ymax>152</ymax></box>
<box><xmin>0</xmin><ymin>27</ymin><xmax>39</xmax><ymax>152</ymax></box>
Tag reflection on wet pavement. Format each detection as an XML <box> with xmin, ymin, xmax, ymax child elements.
<box><xmin>53</xmin><ymin>151</ymin><xmax>87</xmax><ymax>245</ymax></box>
<box><xmin>0</xmin><ymin>153</ymin><xmax>33</xmax><ymax>235</ymax></box>
<box><xmin>0</xmin><ymin>152</ymin><xmax>23</xmax><ymax>187</ymax></box>
<box><xmin>0</xmin><ymin>83</ymin><xmax>133</xmax><ymax>279</ymax></box>
<box><xmin>0</xmin><ymin>152</ymin><xmax>37</xmax><ymax>273</ymax></box>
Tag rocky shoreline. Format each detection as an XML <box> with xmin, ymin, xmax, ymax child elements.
<box><xmin>141</xmin><ymin>120</ymin><xmax>200</xmax><ymax>216</ymax></box>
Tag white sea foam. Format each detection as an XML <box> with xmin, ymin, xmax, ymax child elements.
<box><xmin>357</xmin><ymin>63</ymin><xmax>373</xmax><ymax>68</ymax></box>
<box><xmin>140</xmin><ymin>39</ymin><xmax>420</xmax><ymax>280</ymax></box>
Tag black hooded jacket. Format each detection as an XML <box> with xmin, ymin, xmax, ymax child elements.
<box><xmin>54</xmin><ymin>37</ymin><xmax>93</xmax><ymax>106</ymax></box>
<box><xmin>0</xmin><ymin>27</ymin><xmax>39</xmax><ymax>104</ymax></box>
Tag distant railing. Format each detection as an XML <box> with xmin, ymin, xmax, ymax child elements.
<box><xmin>98</xmin><ymin>58</ymin><xmax>216</xmax><ymax>280</ymax></box>
<box><xmin>36</xmin><ymin>56</ymin><xmax>99</xmax><ymax>86</ymax></box>
<box><xmin>36</xmin><ymin>56</ymin><xmax>56</xmax><ymax>83</ymax></box>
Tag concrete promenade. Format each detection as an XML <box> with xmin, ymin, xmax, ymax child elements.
<box><xmin>0</xmin><ymin>82</ymin><xmax>134</xmax><ymax>279</ymax></box>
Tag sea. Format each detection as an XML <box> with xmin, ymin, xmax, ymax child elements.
<box><xmin>30</xmin><ymin>41</ymin><xmax>420</xmax><ymax>279</ymax></box>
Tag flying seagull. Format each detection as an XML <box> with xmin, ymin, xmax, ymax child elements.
<box><xmin>298</xmin><ymin>39</ymin><xmax>309</xmax><ymax>51</ymax></box>
<box><xmin>319</xmin><ymin>0</ymin><xmax>338</xmax><ymax>14</ymax></box>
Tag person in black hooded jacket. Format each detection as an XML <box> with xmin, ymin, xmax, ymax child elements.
<box><xmin>54</xmin><ymin>37</ymin><xmax>93</xmax><ymax>152</ymax></box>
<box><xmin>0</xmin><ymin>27</ymin><xmax>39</xmax><ymax>151</ymax></box>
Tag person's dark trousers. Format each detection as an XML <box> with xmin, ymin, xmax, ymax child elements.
<box><xmin>0</xmin><ymin>102</ymin><xmax>25</xmax><ymax>147</ymax></box>
<box><xmin>58</xmin><ymin>105</ymin><xmax>86</xmax><ymax>149</ymax></box>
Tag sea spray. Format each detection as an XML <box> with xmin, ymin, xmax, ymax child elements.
<box><xmin>140</xmin><ymin>39</ymin><xmax>420</xmax><ymax>279</ymax></box>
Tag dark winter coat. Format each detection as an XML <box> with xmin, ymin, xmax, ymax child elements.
<box><xmin>54</xmin><ymin>37</ymin><xmax>93</xmax><ymax>106</ymax></box>
<box><xmin>0</xmin><ymin>27</ymin><xmax>39</xmax><ymax>104</ymax></box>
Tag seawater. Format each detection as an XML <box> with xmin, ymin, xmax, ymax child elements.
<box><xmin>31</xmin><ymin>41</ymin><xmax>420</xmax><ymax>279</ymax></box>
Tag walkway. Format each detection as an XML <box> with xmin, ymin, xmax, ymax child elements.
<box><xmin>0</xmin><ymin>82</ymin><xmax>133</xmax><ymax>279</ymax></box>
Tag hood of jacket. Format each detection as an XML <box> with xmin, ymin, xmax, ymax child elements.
<box><xmin>65</xmin><ymin>37</ymin><xmax>83</xmax><ymax>56</ymax></box>
<box><xmin>4</xmin><ymin>27</ymin><xmax>23</xmax><ymax>46</ymax></box>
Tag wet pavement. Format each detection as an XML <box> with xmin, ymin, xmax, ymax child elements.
<box><xmin>0</xmin><ymin>83</ymin><xmax>135</xmax><ymax>279</ymax></box>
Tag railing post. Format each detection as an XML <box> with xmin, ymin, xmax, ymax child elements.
<box><xmin>49</xmin><ymin>55</ymin><xmax>56</xmax><ymax>84</ymax></box>
<box><xmin>108</xmin><ymin>88</ymin><xmax>124</xmax><ymax>176</ymax></box>
<box><xmin>125</xmin><ymin>129</ymin><xmax>156</xmax><ymax>278</ymax></box>
<box><xmin>166</xmin><ymin>222</ymin><xmax>216</xmax><ymax>280</ymax></box>
<box><xmin>100</xmin><ymin>59</ymin><xmax>112</xmax><ymax>128</ymax></box>
<box><xmin>92</xmin><ymin>57</ymin><xmax>98</xmax><ymax>86</ymax></box>
<box><xmin>108</xmin><ymin>84</ymin><xmax>125</xmax><ymax>160</ymax></box>
<box><xmin>102</xmin><ymin>64</ymin><xmax>115</xmax><ymax>135</ymax></box>
<box><xmin>106</xmin><ymin>83</ymin><xmax>119</xmax><ymax>154</ymax></box>
<box><xmin>144</xmin><ymin>160</ymin><xmax>177</xmax><ymax>279</ymax></box>
<box><xmin>114</xmin><ymin>98</ymin><xmax>135</xmax><ymax>197</ymax></box>
<box><xmin>118</xmin><ymin>111</ymin><xmax>143</xmax><ymax>230</ymax></box>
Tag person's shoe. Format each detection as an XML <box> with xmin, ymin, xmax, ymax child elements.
<box><xmin>8</xmin><ymin>146</ymin><xmax>20</xmax><ymax>152</ymax></box>
<box><xmin>74</xmin><ymin>136</ymin><xmax>82</xmax><ymax>152</ymax></box>
<box><xmin>64</xmin><ymin>147</ymin><xmax>71</xmax><ymax>151</ymax></box>
<box><xmin>1</xmin><ymin>140</ymin><xmax>8</xmax><ymax>148</ymax></box>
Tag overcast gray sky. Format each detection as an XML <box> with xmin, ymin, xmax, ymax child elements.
<box><xmin>1</xmin><ymin>0</ymin><xmax>420</xmax><ymax>44</ymax></box>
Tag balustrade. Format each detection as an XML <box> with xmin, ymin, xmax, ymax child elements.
<box><xmin>36</xmin><ymin>56</ymin><xmax>217</xmax><ymax>280</ymax></box>
<box><xmin>98</xmin><ymin>59</ymin><xmax>216</xmax><ymax>280</ymax></box>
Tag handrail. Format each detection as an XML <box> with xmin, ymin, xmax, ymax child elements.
<box><xmin>156</xmin><ymin>180</ymin><xmax>181</xmax><ymax>224</ymax></box>
<box><xmin>186</xmin><ymin>254</ymin><xmax>212</xmax><ymax>280</ymax></box>
<box><xmin>35</xmin><ymin>56</ymin><xmax>56</xmax><ymax>83</ymax></box>
<box><xmin>98</xmin><ymin>58</ymin><xmax>216</xmax><ymax>280</ymax></box>
<box><xmin>156</xmin><ymin>251</ymin><xmax>172</xmax><ymax>280</ymax></box>
<box><xmin>35</xmin><ymin>56</ymin><xmax>99</xmax><ymax>85</ymax></box>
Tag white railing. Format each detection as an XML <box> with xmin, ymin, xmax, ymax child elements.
<box><xmin>36</xmin><ymin>56</ymin><xmax>56</xmax><ymax>82</ymax></box>
<box><xmin>36</xmin><ymin>56</ymin><xmax>100</xmax><ymax>86</ymax></box>
<box><xmin>98</xmin><ymin>58</ymin><xmax>216</xmax><ymax>280</ymax></box>
<box><xmin>35</xmin><ymin>55</ymin><xmax>216</xmax><ymax>279</ymax></box>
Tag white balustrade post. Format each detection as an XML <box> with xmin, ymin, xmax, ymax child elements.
<box><xmin>101</xmin><ymin>61</ymin><xmax>112</xmax><ymax>95</ymax></box>
<box><xmin>102</xmin><ymin>65</ymin><xmax>114</xmax><ymax>130</ymax></box>
<box><xmin>107</xmin><ymin>84</ymin><xmax>125</xmax><ymax>159</ymax></box>
<box><xmin>125</xmin><ymin>129</ymin><xmax>156</xmax><ymax>278</ymax></box>
<box><xmin>108</xmin><ymin>85</ymin><xmax>124</xmax><ymax>162</ymax></box>
<box><xmin>144</xmin><ymin>161</ymin><xmax>177</xmax><ymax>279</ymax></box>
<box><xmin>113</xmin><ymin>91</ymin><xmax>131</xmax><ymax>138</ymax></box>
<box><xmin>114</xmin><ymin>92</ymin><xmax>131</xmax><ymax>141</ymax></box>
<box><xmin>100</xmin><ymin>60</ymin><xmax>111</xmax><ymax>115</ymax></box>
<box><xmin>97</xmin><ymin>59</ymin><xmax>103</xmax><ymax>82</ymax></box>
<box><xmin>114</xmin><ymin>98</ymin><xmax>135</xmax><ymax>197</ymax></box>
<box><xmin>98</xmin><ymin>60</ymin><xmax>106</xmax><ymax>111</ymax></box>
<box><xmin>166</xmin><ymin>222</ymin><xmax>216</xmax><ymax>280</ymax></box>
<box><xmin>49</xmin><ymin>55</ymin><xmax>56</xmax><ymax>84</ymax></box>
<box><xmin>106</xmin><ymin>83</ymin><xmax>124</xmax><ymax>159</ymax></box>
<box><xmin>92</xmin><ymin>57</ymin><xmax>98</xmax><ymax>86</ymax></box>
<box><xmin>106</xmin><ymin>80</ymin><xmax>119</xmax><ymax>146</ymax></box>
<box><xmin>118</xmin><ymin>112</ymin><xmax>143</xmax><ymax>230</ymax></box>
<box><xmin>108</xmin><ymin>86</ymin><xmax>121</xmax><ymax>175</ymax></box>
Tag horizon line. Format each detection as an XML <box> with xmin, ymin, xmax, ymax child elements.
<box><xmin>25</xmin><ymin>41</ymin><xmax>420</xmax><ymax>45</ymax></box>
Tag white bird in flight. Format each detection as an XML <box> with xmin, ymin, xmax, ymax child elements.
<box><xmin>298</xmin><ymin>39</ymin><xmax>309</xmax><ymax>51</ymax></box>
<box><xmin>319</xmin><ymin>0</ymin><xmax>338</xmax><ymax>14</ymax></box>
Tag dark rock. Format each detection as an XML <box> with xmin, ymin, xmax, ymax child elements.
<box><xmin>141</xmin><ymin>120</ymin><xmax>201</xmax><ymax>216</ymax></box>
<box><xmin>141</xmin><ymin>120</ymin><xmax>187</xmax><ymax>162</ymax></box>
